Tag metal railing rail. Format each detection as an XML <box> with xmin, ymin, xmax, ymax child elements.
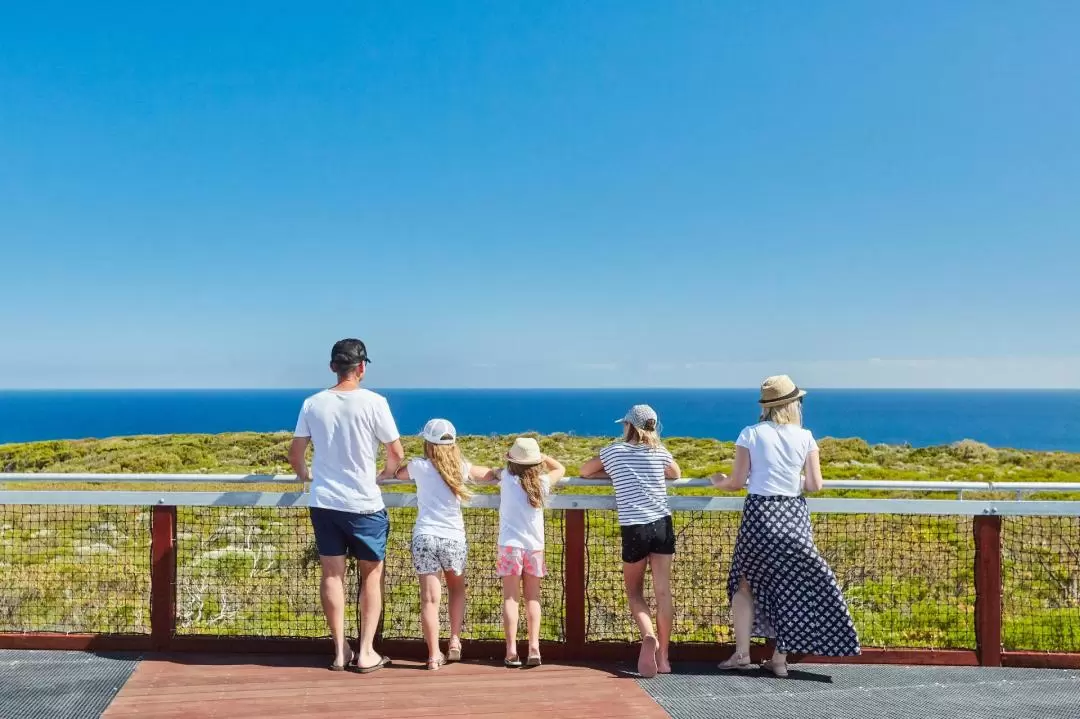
<box><xmin>3</xmin><ymin>489</ymin><xmax>1080</xmax><ymax>516</ymax></box>
<box><xmin>4</xmin><ymin>472</ymin><xmax>1080</xmax><ymax>496</ymax></box>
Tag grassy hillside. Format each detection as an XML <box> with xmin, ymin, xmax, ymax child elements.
<box><xmin>3</xmin><ymin>432</ymin><xmax>1080</xmax><ymax>486</ymax></box>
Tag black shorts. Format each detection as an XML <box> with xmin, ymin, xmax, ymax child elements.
<box><xmin>620</xmin><ymin>515</ymin><xmax>676</xmax><ymax>564</ymax></box>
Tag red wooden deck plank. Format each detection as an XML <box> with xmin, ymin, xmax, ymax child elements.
<box><xmin>104</xmin><ymin>655</ymin><xmax>668</xmax><ymax>719</ymax></box>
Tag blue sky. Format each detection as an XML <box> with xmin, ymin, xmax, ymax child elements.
<box><xmin>1</xmin><ymin>1</ymin><xmax>1077</xmax><ymax>389</ymax></box>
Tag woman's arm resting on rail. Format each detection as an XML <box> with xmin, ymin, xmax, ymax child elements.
<box><xmin>802</xmin><ymin>450</ymin><xmax>824</xmax><ymax>493</ymax></box>
<box><xmin>578</xmin><ymin>456</ymin><xmax>609</xmax><ymax>479</ymax></box>
<box><xmin>288</xmin><ymin>438</ymin><xmax>311</xmax><ymax>483</ymax></box>
<box><xmin>711</xmin><ymin>446</ymin><xmax>750</xmax><ymax>491</ymax></box>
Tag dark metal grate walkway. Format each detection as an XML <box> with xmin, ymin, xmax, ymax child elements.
<box><xmin>636</xmin><ymin>664</ymin><xmax>1080</xmax><ymax>719</ymax></box>
<box><xmin>0</xmin><ymin>650</ymin><xmax>139</xmax><ymax>719</ymax></box>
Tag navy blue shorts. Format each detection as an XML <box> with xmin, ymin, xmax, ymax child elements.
<box><xmin>309</xmin><ymin>507</ymin><xmax>389</xmax><ymax>562</ymax></box>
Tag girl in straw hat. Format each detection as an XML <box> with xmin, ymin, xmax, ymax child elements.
<box><xmin>394</xmin><ymin>418</ymin><xmax>494</xmax><ymax>670</ymax></box>
<box><xmin>478</xmin><ymin>437</ymin><xmax>566</xmax><ymax>667</ymax></box>
<box><xmin>580</xmin><ymin>404</ymin><xmax>682</xmax><ymax>678</ymax></box>
<box><xmin>711</xmin><ymin>376</ymin><xmax>860</xmax><ymax>677</ymax></box>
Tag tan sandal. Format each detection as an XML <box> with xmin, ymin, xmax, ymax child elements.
<box><xmin>447</xmin><ymin>644</ymin><xmax>462</xmax><ymax>662</ymax></box>
<box><xmin>761</xmin><ymin>658</ymin><xmax>788</xmax><ymax>678</ymax></box>
<box><xmin>427</xmin><ymin>653</ymin><xmax>446</xmax><ymax>671</ymax></box>
<box><xmin>718</xmin><ymin>652</ymin><xmax>752</xmax><ymax>671</ymax></box>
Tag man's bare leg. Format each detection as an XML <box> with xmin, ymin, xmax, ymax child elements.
<box><xmin>319</xmin><ymin>555</ymin><xmax>349</xmax><ymax>667</ymax></box>
<box><xmin>356</xmin><ymin>559</ymin><xmax>384</xmax><ymax>668</ymax></box>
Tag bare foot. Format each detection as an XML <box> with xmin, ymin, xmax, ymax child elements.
<box><xmin>657</xmin><ymin>657</ymin><xmax>672</xmax><ymax>674</ymax></box>
<box><xmin>638</xmin><ymin>635</ymin><xmax>659</xmax><ymax>678</ymax></box>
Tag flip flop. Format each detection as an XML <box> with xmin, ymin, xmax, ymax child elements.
<box><xmin>504</xmin><ymin>656</ymin><xmax>523</xmax><ymax>668</ymax></box>
<box><xmin>637</xmin><ymin>636</ymin><xmax>659</xmax><ymax>678</ymax></box>
<box><xmin>526</xmin><ymin>653</ymin><xmax>542</xmax><ymax>667</ymax></box>
<box><xmin>329</xmin><ymin>649</ymin><xmax>356</xmax><ymax>672</ymax></box>
<box><xmin>355</xmin><ymin>655</ymin><xmax>391</xmax><ymax>674</ymax></box>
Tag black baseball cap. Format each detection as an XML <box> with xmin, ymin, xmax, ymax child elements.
<box><xmin>330</xmin><ymin>338</ymin><xmax>371</xmax><ymax>371</ymax></box>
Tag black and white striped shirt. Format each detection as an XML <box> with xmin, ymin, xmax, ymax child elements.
<box><xmin>599</xmin><ymin>442</ymin><xmax>674</xmax><ymax>526</ymax></box>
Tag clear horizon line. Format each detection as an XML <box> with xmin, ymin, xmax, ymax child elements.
<box><xmin>2</xmin><ymin>386</ymin><xmax>1080</xmax><ymax>392</ymax></box>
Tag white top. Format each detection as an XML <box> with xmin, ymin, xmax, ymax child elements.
<box><xmin>736</xmin><ymin>422</ymin><xmax>819</xmax><ymax>497</ymax></box>
<box><xmin>408</xmin><ymin>457</ymin><xmax>468</xmax><ymax>542</ymax></box>
<box><xmin>598</xmin><ymin>442</ymin><xmax>674</xmax><ymax>526</ymax></box>
<box><xmin>294</xmin><ymin>388</ymin><xmax>400</xmax><ymax>514</ymax></box>
<box><xmin>497</xmin><ymin>469</ymin><xmax>551</xmax><ymax>550</ymax></box>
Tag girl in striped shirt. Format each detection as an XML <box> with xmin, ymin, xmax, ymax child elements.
<box><xmin>580</xmin><ymin>404</ymin><xmax>681</xmax><ymax>677</ymax></box>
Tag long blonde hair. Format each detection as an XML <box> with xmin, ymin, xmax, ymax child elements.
<box><xmin>623</xmin><ymin>419</ymin><xmax>662</xmax><ymax>449</ymax></box>
<box><xmin>760</xmin><ymin>400</ymin><xmax>803</xmax><ymax>426</ymax></box>
<box><xmin>424</xmin><ymin>438</ymin><xmax>472</xmax><ymax>501</ymax></box>
<box><xmin>507</xmin><ymin>461</ymin><xmax>546</xmax><ymax>509</ymax></box>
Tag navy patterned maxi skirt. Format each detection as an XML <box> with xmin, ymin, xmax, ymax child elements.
<box><xmin>727</xmin><ymin>494</ymin><xmax>861</xmax><ymax>656</ymax></box>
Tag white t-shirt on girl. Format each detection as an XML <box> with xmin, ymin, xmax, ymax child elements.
<box><xmin>408</xmin><ymin>458</ymin><xmax>469</xmax><ymax>543</ymax></box>
<box><xmin>736</xmin><ymin>421</ymin><xmax>819</xmax><ymax>497</ymax></box>
<box><xmin>497</xmin><ymin>469</ymin><xmax>551</xmax><ymax>550</ymax></box>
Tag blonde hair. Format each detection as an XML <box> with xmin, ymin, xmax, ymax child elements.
<box><xmin>424</xmin><ymin>438</ymin><xmax>471</xmax><ymax>501</ymax></box>
<box><xmin>507</xmin><ymin>461</ymin><xmax>546</xmax><ymax>509</ymax></box>
<box><xmin>623</xmin><ymin>419</ymin><xmax>662</xmax><ymax>449</ymax></box>
<box><xmin>760</xmin><ymin>400</ymin><xmax>803</xmax><ymax>426</ymax></box>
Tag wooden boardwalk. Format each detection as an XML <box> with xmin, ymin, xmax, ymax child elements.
<box><xmin>103</xmin><ymin>654</ymin><xmax>669</xmax><ymax>719</ymax></box>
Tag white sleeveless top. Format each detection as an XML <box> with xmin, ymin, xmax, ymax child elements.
<box><xmin>736</xmin><ymin>422</ymin><xmax>819</xmax><ymax>497</ymax></box>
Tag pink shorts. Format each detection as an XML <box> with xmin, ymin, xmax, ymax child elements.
<box><xmin>496</xmin><ymin>546</ymin><xmax>547</xmax><ymax>578</ymax></box>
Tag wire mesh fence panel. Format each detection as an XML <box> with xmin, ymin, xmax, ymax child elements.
<box><xmin>584</xmin><ymin>509</ymin><xmax>975</xmax><ymax>649</ymax></box>
<box><xmin>813</xmin><ymin>514</ymin><xmax>975</xmax><ymax>649</ymax></box>
<box><xmin>175</xmin><ymin>506</ymin><xmax>565</xmax><ymax>642</ymax></box>
<box><xmin>1002</xmin><ymin>516</ymin><xmax>1080</xmax><ymax>652</ymax></box>
<box><xmin>584</xmin><ymin>510</ymin><xmax>740</xmax><ymax>643</ymax></box>
<box><xmin>176</xmin><ymin>507</ymin><xmax>336</xmax><ymax>637</ymax></box>
<box><xmin>0</xmin><ymin>505</ymin><xmax>149</xmax><ymax>633</ymax></box>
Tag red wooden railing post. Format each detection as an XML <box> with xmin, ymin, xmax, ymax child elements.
<box><xmin>565</xmin><ymin>509</ymin><xmax>587</xmax><ymax>655</ymax></box>
<box><xmin>151</xmin><ymin>505</ymin><xmax>178</xmax><ymax>652</ymax></box>
<box><xmin>973</xmin><ymin>514</ymin><xmax>1003</xmax><ymax>667</ymax></box>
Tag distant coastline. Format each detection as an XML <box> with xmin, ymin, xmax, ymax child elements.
<box><xmin>1</xmin><ymin>388</ymin><xmax>1079</xmax><ymax>451</ymax></box>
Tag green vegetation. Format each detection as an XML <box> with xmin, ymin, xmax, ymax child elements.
<box><xmin>1</xmin><ymin>433</ymin><xmax>1078</xmax><ymax>652</ymax></box>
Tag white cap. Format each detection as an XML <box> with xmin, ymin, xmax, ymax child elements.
<box><xmin>420</xmin><ymin>418</ymin><xmax>457</xmax><ymax>445</ymax></box>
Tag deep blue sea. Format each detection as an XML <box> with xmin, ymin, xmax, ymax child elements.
<box><xmin>1</xmin><ymin>389</ymin><xmax>1079</xmax><ymax>451</ymax></box>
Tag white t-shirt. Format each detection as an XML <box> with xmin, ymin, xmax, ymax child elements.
<box><xmin>294</xmin><ymin>388</ymin><xmax>400</xmax><ymax>514</ymax></box>
<box><xmin>598</xmin><ymin>442</ymin><xmax>674</xmax><ymax>526</ymax></box>
<box><xmin>408</xmin><ymin>458</ymin><xmax>468</xmax><ymax>542</ymax></box>
<box><xmin>736</xmin><ymin>422</ymin><xmax>819</xmax><ymax>497</ymax></box>
<box><xmin>497</xmin><ymin>470</ymin><xmax>551</xmax><ymax>551</ymax></box>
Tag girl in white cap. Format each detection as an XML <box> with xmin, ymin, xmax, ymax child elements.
<box><xmin>711</xmin><ymin>376</ymin><xmax>860</xmax><ymax>677</ymax></box>
<box><xmin>580</xmin><ymin>405</ymin><xmax>681</xmax><ymax>678</ymax></box>
<box><xmin>395</xmin><ymin>418</ymin><xmax>493</xmax><ymax>670</ymax></box>
<box><xmin>478</xmin><ymin>437</ymin><xmax>566</xmax><ymax>667</ymax></box>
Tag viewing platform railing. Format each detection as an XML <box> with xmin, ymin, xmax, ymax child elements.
<box><xmin>1</xmin><ymin>474</ymin><xmax>1078</xmax><ymax>669</ymax></box>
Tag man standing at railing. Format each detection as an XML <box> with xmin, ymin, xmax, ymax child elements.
<box><xmin>289</xmin><ymin>338</ymin><xmax>405</xmax><ymax>673</ymax></box>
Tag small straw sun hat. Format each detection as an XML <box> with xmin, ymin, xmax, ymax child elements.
<box><xmin>506</xmin><ymin>437</ymin><xmax>543</xmax><ymax>465</ymax></box>
<box><xmin>758</xmin><ymin>375</ymin><xmax>807</xmax><ymax>408</ymax></box>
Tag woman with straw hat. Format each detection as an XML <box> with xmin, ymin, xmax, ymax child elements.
<box><xmin>710</xmin><ymin>376</ymin><xmax>860</xmax><ymax>677</ymax></box>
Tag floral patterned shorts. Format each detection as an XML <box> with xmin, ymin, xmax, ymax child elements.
<box><xmin>495</xmin><ymin>545</ymin><xmax>547</xmax><ymax>578</ymax></box>
<box><xmin>411</xmin><ymin>534</ymin><xmax>468</xmax><ymax>576</ymax></box>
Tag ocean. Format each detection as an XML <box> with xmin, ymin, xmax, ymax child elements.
<box><xmin>1</xmin><ymin>389</ymin><xmax>1078</xmax><ymax>451</ymax></box>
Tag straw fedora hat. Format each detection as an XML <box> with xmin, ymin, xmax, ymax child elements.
<box><xmin>758</xmin><ymin>375</ymin><xmax>807</xmax><ymax>408</ymax></box>
<box><xmin>506</xmin><ymin>437</ymin><xmax>543</xmax><ymax>465</ymax></box>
